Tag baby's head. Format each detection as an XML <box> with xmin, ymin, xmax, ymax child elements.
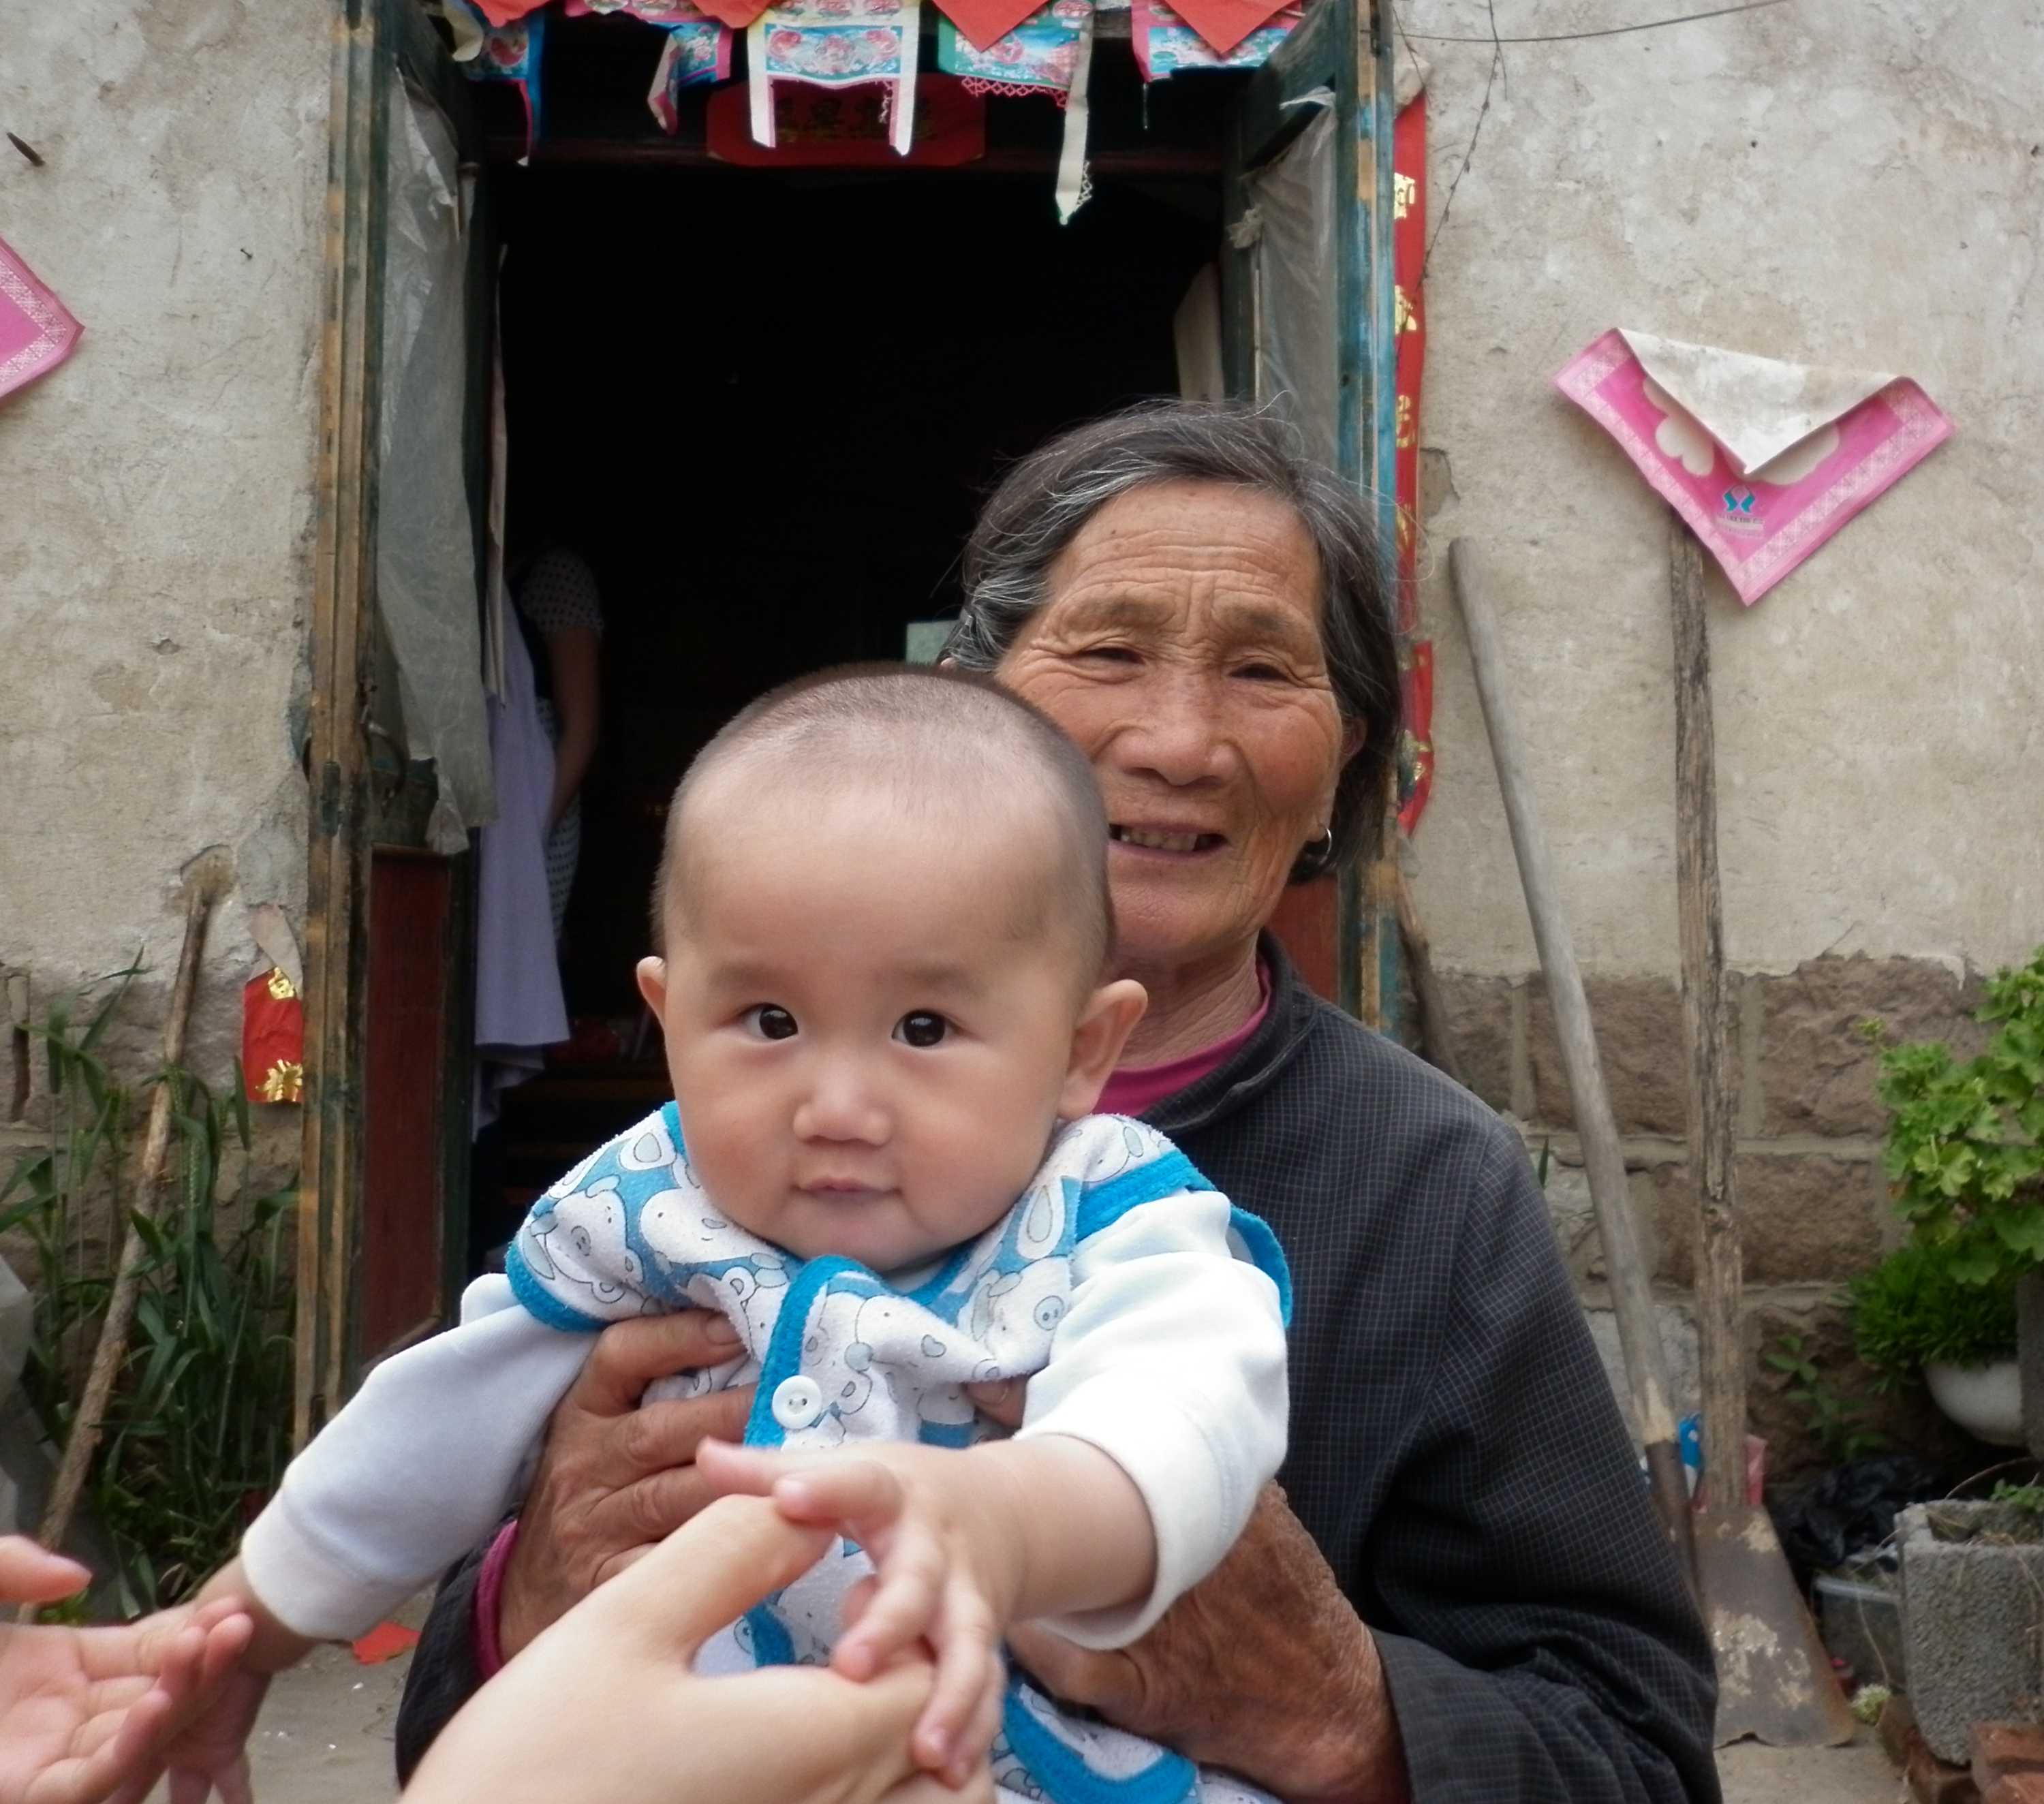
<box><xmin>636</xmin><ymin>665</ymin><xmax>1147</xmax><ymax>1273</ymax></box>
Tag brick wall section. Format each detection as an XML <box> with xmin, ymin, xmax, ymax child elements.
<box><xmin>1433</xmin><ymin>954</ymin><xmax>1989</xmax><ymax>1479</ymax></box>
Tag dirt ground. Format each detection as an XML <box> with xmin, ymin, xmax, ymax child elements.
<box><xmin>158</xmin><ymin>1631</ymin><xmax>1904</xmax><ymax>1804</ymax></box>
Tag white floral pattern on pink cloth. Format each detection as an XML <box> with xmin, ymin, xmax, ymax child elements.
<box><xmin>0</xmin><ymin>233</ymin><xmax>81</xmax><ymax>403</ymax></box>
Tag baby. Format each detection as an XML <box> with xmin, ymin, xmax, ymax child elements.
<box><xmin>196</xmin><ymin>666</ymin><xmax>1290</xmax><ymax>1802</ymax></box>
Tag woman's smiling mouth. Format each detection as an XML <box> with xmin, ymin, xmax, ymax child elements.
<box><xmin>1111</xmin><ymin>826</ymin><xmax>1226</xmax><ymax>854</ymax></box>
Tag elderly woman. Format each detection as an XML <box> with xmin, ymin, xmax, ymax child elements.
<box><xmin>395</xmin><ymin>405</ymin><xmax>1717</xmax><ymax>1803</ymax></box>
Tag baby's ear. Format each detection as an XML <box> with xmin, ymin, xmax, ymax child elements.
<box><xmin>635</xmin><ymin>956</ymin><xmax>670</xmax><ymax>1019</ymax></box>
<box><xmin>1059</xmin><ymin>978</ymin><xmax>1147</xmax><ymax>1120</ymax></box>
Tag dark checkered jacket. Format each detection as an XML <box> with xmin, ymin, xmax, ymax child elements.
<box><xmin>397</xmin><ymin>939</ymin><xmax>1719</xmax><ymax>1803</ymax></box>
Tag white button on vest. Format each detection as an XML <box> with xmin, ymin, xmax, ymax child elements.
<box><xmin>771</xmin><ymin>1375</ymin><xmax>824</xmax><ymax>1431</ymax></box>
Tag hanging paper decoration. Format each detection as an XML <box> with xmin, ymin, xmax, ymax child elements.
<box><xmin>1555</xmin><ymin>330</ymin><xmax>1953</xmax><ymax>607</ymax></box>
<box><xmin>936</xmin><ymin>0</ymin><xmax>1089</xmax><ymax>97</ymax></box>
<box><xmin>243</xmin><ymin>967</ymin><xmax>306</xmax><ymax>1107</ymax></box>
<box><xmin>927</xmin><ymin>0</ymin><xmax>1045</xmax><ymax>52</ymax></box>
<box><xmin>1391</xmin><ymin>94</ymin><xmax>1432</xmax><ymax>835</ymax></box>
<box><xmin>559</xmin><ymin>1</ymin><xmax>732</xmax><ymax>134</ymax></box>
<box><xmin>469</xmin><ymin>0</ymin><xmax>549</xmax><ymax>23</ymax></box>
<box><xmin>1132</xmin><ymin>0</ymin><xmax>1299</xmax><ymax>78</ymax></box>
<box><xmin>707</xmin><ymin>76</ymin><xmax>985</xmax><ymax>165</ymax></box>
<box><xmin>459</xmin><ymin>7</ymin><xmax>547</xmax><ymax>161</ymax></box>
<box><xmin>749</xmin><ymin>0</ymin><xmax>922</xmax><ymax>156</ymax></box>
<box><xmin>0</xmin><ymin>232</ymin><xmax>82</xmax><ymax>405</ymax></box>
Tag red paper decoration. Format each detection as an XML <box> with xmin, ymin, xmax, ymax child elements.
<box><xmin>243</xmin><ymin>967</ymin><xmax>305</xmax><ymax>1106</ymax></box>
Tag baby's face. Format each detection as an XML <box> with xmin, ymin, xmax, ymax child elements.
<box><xmin>642</xmin><ymin>789</ymin><xmax>1099</xmax><ymax>1273</ymax></box>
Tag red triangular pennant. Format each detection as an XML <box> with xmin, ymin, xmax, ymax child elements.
<box><xmin>1158</xmin><ymin>0</ymin><xmax>1286</xmax><ymax>55</ymax></box>
<box><xmin>933</xmin><ymin>0</ymin><xmax>1052</xmax><ymax>53</ymax></box>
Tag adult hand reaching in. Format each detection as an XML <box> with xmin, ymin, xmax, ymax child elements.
<box><xmin>0</xmin><ymin>1536</ymin><xmax>253</xmax><ymax>1804</ymax></box>
<box><xmin>407</xmin><ymin>1495</ymin><xmax>993</xmax><ymax>1804</ymax></box>
<box><xmin>497</xmin><ymin>1307</ymin><xmax>754</xmax><ymax>1659</ymax></box>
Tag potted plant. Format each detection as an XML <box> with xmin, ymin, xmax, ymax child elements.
<box><xmin>1850</xmin><ymin>1242</ymin><xmax>2019</xmax><ymax>1442</ymax></box>
<box><xmin>1865</xmin><ymin>946</ymin><xmax>2044</xmax><ymax>1446</ymax></box>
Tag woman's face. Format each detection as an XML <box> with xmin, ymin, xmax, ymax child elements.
<box><xmin>997</xmin><ymin>480</ymin><xmax>1356</xmax><ymax>980</ymax></box>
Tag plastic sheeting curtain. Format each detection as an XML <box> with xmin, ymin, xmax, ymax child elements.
<box><xmin>377</xmin><ymin>81</ymin><xmax>493</xmax><ymax>853</ymax></box>
<box><xmin>1245</xmin><ymin>104</ymin><xmax>1337</xmax><ymax>472</ymax></box>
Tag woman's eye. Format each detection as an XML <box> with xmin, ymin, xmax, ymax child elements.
<box><xmin>1080</xmin><ymin>644</ymin><xmax>1140</xmax><ymax>665</ymax></box>
<box><xmin>1235</xmin><ymin>659</ymin><xmax>1288</xmax><ymax>682</ymax></box>
<box><xmin>895</xmin><ymin>1012</ymin><xmax>950</xmax><ymax>1048</ymax></box>
<box><xmin>745</xmin><ymin>1006</ymin><xmax>799</xmax><ymax>1041</ymax></box>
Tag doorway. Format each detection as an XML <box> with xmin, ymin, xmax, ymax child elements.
<box><xmin>474</xmin><ymin>166</ymin><xmax>1218</xmax><ymax>1259</ymax></box>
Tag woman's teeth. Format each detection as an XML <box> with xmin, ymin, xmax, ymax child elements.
<box><xmin>1113</xmin><ymin>828</ymin><xmax>1210</xmax><ymax>853</ymax></box>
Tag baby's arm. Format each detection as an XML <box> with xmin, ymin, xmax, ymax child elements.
<box><xmin>696</xmin><ymin>1431</ymin><xmax>1152</xmax><ymax>1785</ymax></box>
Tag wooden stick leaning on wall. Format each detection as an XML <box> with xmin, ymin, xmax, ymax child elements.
<box><xmin>1667</xmin><ymin>522</ymin><xmax>1744</xmax><ymax>1517</ymax></box>
<box><xmin>1447</xmin><ymin>541</ymin><xmax>1694</xmax><ymax>1576</ymax></box>
<box><xmin>29</xmin><ymin>848</ymin><xmax>234</xmax><ymax>1600</ymax></box>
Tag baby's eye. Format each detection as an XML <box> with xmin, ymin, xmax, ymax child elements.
<box><xmin>894</xmin><ymin>1011</ymin><xmax>950</xmax><ymax>1048</ymax></box>
<box><xmin>744</xmin><ymin>1005</ymin><xmax>799</xmax><ymax>1041</ymax></box>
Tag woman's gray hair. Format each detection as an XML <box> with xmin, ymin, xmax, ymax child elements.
<box><xmin>943</xmin><ymin>401</ymin><xmax>1403</xmax><ymax>881</ymax></box>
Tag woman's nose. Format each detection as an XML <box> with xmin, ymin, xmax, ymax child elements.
<box><xmin>1113</xmin><ymin>671</ymin><xmax>1230</xmax><ymax>788</ymax></box>
<box><xmin>792</xmin><ymin>1062</ymin><xmax>890</xmax><ymax>1145</ymax></box>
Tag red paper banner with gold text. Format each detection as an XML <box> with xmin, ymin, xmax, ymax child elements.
<box><xmin>1393</xmin><ymin>94</ymin><xmax>1431</xmax><ymax>837</ymax></box>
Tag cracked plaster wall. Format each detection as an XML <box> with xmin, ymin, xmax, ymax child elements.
<box><xmin>0</xmin><ymin>1</ymin><xmax>325</xmax><ymax>1111</ymax></box>
<box><xmin>1408</xmin><ymin>0</ymin><xmax>2044</xmax><ymax>981</ymax></box>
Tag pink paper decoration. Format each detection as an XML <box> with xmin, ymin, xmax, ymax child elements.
<box><xmin>1556</xmin><ymin>330</ymin><xmax>1953</xmax><ymax>606</ymax></box>
<box><xmin>0</xmin><ymin>233</ymin><xmax>82</xmax><ymax>404</ymax></box>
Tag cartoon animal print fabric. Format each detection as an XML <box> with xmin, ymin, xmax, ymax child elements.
<box><xmin>507</xmin><ymin>1105</ymin><xmax>1289</xmax><ymax>1803</ymax></box>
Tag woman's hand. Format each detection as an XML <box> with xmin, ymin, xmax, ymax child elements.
<box><xmin>0</xmin><ymin>1538</ymin><xmax>253</xmax><ymax>1804</ymax></box>
<box><xmin>499</xmin><ymin>1308</ymin><xmax>754</xmax><ymax>1659</ymax></box>
<box><xmin>1005</xmin><ymin>1486</ymin><xmax>1409</xmax><ymax>1803</ymax></box>
<box><xmin>407</xmin><ymin>1496</ymin><xmax>992</xmax><ymax>1804</ymax></box>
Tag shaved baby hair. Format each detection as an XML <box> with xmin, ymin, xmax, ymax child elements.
<box><xmin>653</xmin><ymin>663</ymin><xmax>1115</xmax><ymax>980</ymax></box>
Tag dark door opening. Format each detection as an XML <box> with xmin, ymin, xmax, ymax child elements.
<box><xmin>474</xmin><ymin>168</ymin><xmax>1214</xmax><ymax>1262</ymax></box>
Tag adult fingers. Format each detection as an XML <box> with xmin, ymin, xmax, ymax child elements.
<box><xmin>610</xmin><ymin>1386</ymin><xmax>754</xmax><ymax>1486</ymax></box>
<box><xmin>595</xmin><ymin>1496</ymin><xmax>835</xmax><ymax>1662</ymax></box>
<box><xmin>0</xmin><ymin>1534</ymin><xmax>91</xmax><ymax>1605</ymax></box>
<box><xmin>963</xmin><ymin>1378</ymin><xmax>1027</xmax><ymax>1431</ymax></box>
<box><xmin>570</xmin><ymin>1310</ymin><xmax>744</xmax><ymax>1416</ymax></box>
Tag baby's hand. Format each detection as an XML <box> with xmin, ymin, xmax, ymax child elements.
<box><xmin>695</xmin><ymin>1438</ymin><xmax>1023</xmax><ymax>1787</ymax></box>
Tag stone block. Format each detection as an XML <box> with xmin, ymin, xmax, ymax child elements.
<box><xmin>1651</xmin><ymin>1153</ymin><xmax>1884</xmax><ymax>1284</ymax></box>
<box><xmin>1528</xmin><ymin>976</ymin><xmax>1691</xmax><ymax>1136</ymax></box>
<box><xmin>1900</xmin><ymin>1502</ymin><xmax>2044</xmax><ymax>1765</ymax></box>
<box><xmin>1541</xmin><ymin>1157</ymin><xmax>1662</xmax><ymax>1286</ymax></box>
<box><xmin>1433</xmin><ymin>973</ymin><xmax>1515</xmax><ymax>1112</ymax></box>
<box><xmin>1759</xmin><ymin>956</ymin><xmax>1988</xmax><ymax>1138</ymax></box>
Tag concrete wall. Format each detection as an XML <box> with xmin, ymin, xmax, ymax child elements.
<box><xmin>0</xmin><ymin>1</ymin><xmax>326</xmax><ymax>1140</ymax></box>
<box><xmin>1407</xmin><ymin>0</ymin><xmax>2043</xmax><ymax>1466</ymax></box>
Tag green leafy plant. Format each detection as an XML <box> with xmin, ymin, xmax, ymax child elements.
<box><xmin>1875</xmin><ymin>946</ymin><xmax>2044</xmax><ymax>1288</ymax></box>
<box><xmin>1990</xmin><ymin>1480</ymin><xmax>2044</xmax><ymax>1518</ymax></box>
<box><xmin>1762</xmin><ymin>1331</ymin><xmax>1889</xmax><ymax>1463</ymax></box>
<box><xmin>1849</xmin><ymin>1240</ymin><xmax>2019</xmax><ymax>1382</ymax></box>
<box><xmin>0</xmin><ymin>971</ymin><xmax>296</xmax><ymax>1616</ymax></box>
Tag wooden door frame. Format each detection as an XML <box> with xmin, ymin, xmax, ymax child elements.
<box><xmin>300</xmin><ymin>0</ymin><xmax>479</xmax><ymax>1445</ymax></box>
<box><xmin>1221</xmin><ymin>0</ymin><xmax>1402</xmax><ymax>1030</ymax></box>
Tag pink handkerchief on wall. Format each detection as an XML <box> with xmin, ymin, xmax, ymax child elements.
<box><xmin>1555</xmin><ymin>328</ymin><xmax>1953</xmax><ymax>606</ymax></box>
<box><xmin>0</xmin><ymin>234</ymin><xmax>82</xmax><ymax>403</ymax></box>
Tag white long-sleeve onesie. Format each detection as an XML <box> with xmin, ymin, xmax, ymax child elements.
<box><xmin>241</xmin><ymin>1108</ymin><xmax>1290</xmax><ymax>1658</ymax></box>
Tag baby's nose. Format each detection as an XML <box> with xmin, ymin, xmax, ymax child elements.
<box><xmin>793</xmin><ymin>1066</ymin><xmax>889</xmax><ymax>1145</ymax></box>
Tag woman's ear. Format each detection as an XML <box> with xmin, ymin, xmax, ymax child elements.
<box><xmin>635</xmin><ymin>956</ymin><xmax>670</xmax><ymax>1021</ymax></box>
<box><xmin>1059</xmin><ymin>978</ymin><xmax>1148</xmax><ymax>1119</ymax></box>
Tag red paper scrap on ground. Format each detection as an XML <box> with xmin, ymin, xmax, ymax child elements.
<box><xmin>351</xmin><ymin>1621</ymin><xmax>422</xmax><ymax>1665</ymax></box>
<box><xmin>1391</xmin><ymin>95</ymin><xmax>1433</xmax><ymax>837</ymax></box>
<box><xmin>709</xmin><ymin>77</ymin><xmax>985</xmax><ymax>164</ymax></box>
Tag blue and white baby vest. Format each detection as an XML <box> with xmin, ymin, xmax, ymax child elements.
<box><xmin>504</xmin><ymin>1105</ymin><xmax>1288</xmax><ymax>1804</ymax></box>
